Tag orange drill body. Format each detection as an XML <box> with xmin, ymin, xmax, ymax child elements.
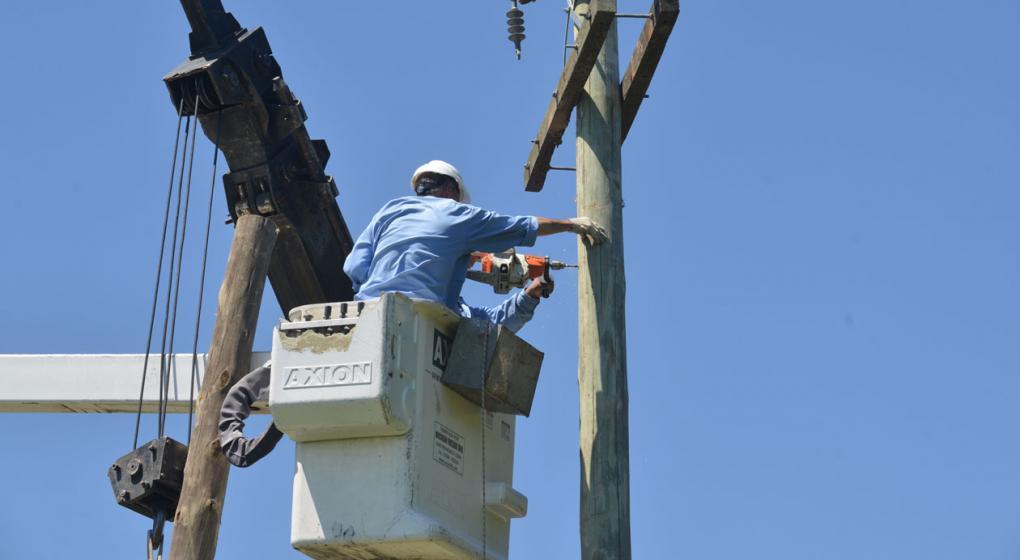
<box><xmin>467</xmin><ymin>250</ymin><xmax>575</xmax><ymax>295</ymax></box>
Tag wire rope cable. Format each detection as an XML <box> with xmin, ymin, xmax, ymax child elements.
<box><xmin>187</xmin><ymin>109</ymin><xmax>223</xmax><ymax>442</ymax></box>
<box><xmin>132</xmin><ymin>98</ymin><xmax>186</xmax><ymax>449</ymax></box>
<box><xmin>129</xmin><ymin>93</ymin><xmax>218</xmax><ymax>560</ymax></box>
<box><xmin>158</xmin><ymin>93</ymin><xmax>202</xmax><ymax>437</ymax></box>
<box><xmin>480</xmin><ymin>383</ymin><xmax>488</xmax><ymax>559</ymax></box>
<box><xmin>155</xmin><ymin>111</ymin><xmax>193</xmax><ymax>438</ymax></box>
<box><xmin>146</xmin><ymin>531</ymin><xmax>165</xmax><ymax>560</ymax></box>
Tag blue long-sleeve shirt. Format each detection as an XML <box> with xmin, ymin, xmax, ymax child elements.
<box><xmin>344</xmin><ymin>196</ymin><xmax>540</xmax><ymax>327</ymax></box>
<box><xmin>459</xmin><ymin>291</ymin><xmax>540</xmax><ymax>333</ymax></box>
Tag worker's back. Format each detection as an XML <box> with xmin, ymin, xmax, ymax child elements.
<box><xmin>343</xmin><ymin>195</ymin><xmax>539</xmax><ymax>310</ymax></box>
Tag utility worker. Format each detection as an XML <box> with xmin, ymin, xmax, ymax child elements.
<box><xmin>222</xmin><ymin>163</ymin><xmax>601</xmax><ymax>468</ymax></box>
<box><xmin>343</xmin><ymin>160</ymin><xmax>608</xmax><ymax>332</ymax></box>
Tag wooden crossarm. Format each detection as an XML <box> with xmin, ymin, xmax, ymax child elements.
<box><xmin>523</xmin><ymin>0</ymin><xmax>617</xmax><ymax>192</ymax></box>
<box><xmin>620</xmin><ymin>0</ymin><xmax>680</xmax><ymax>142</ymax></box>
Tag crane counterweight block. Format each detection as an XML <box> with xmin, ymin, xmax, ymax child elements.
<box><xmin>163</xmin><ymin>1</ymin><xmax>355</xmax><ymax>315</ymax></box>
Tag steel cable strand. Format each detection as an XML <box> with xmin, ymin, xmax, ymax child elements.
<box><xmin>156</xmin><ymin>113</ymin><xmax>192</xmax><ymax>438</ymax></box>
<box><xmin>188</xmin><ymin>109</ymin><xmax>222</xmax><ymax>442</ymax></box>
<box><xmin>481</xmin><ymin>379</ymin><xmax>488</xmax><ymax>559</ymax></box>
<box><xmin>133</xmin><ymin>98</ymin><xmax>186</xmax><ymax>449</ymax></box>
<box><xmin>159</xmin><ymin>93</ymin><xmax>202</xmax><ymax>437</ymax></box>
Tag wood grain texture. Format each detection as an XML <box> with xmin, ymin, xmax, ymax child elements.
<box><xmin>575</xmin><ymin>1</ymin><xmax>632</xmax><ymax>558</ymax></box>
<box><xmin>523</xmin><ymin>0</ymin><xmax>617</xmax><ymax>192</ymax></box>
<box><xmin>167</xmin><ymin>214</ymin><xmax>277</xmax><ymax>560</ymax></box>
<box><xmin>620</xmin><ymin>0</ymin><xmax>680</xmax><ymax>142</ymax></box>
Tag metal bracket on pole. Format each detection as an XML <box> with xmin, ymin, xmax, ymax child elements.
<box><xmin>620</xmin><ymin>0</ymin><xmax>680</xmax><ymax>141</ymax></box>
<box><xmin>522</xmin><ymin>0</ymin><xmax>617</xmax><ymax>192</ymax></box>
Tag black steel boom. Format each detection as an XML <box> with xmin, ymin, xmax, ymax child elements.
<box><xmin>179</xmin><ymin>0</ymin><xmax>242</xmax><ymax>54</ymax></box>
<box><xmin>164</xmin><ymin>0</ymin><xmax>355</xmax><ymax>314</ymax></box>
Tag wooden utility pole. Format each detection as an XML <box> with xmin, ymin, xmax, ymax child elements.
<box><xmin>575</xmin><ymin>1</ymin><xmax>631</xmax><ymax>559</ymax></box>
<box><xmin>169</xmin><ymin>214</ymin><xmax>277</xmax><ymax>560</ymax></box>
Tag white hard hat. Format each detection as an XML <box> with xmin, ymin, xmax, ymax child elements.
<box><xmin>410</xmin><ymin>160</ymin><xmax>471</xmax><ymax>204</ymax></box>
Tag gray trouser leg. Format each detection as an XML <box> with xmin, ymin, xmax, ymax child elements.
<box><xmin>218</xmin><ymin>363</ymin><xmax>284</xmax><ymax>467</ymax></box>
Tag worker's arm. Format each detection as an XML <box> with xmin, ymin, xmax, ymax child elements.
<box><xmin>535</xmin><ymin>218</ymin><xmax>574</xmax><ymax>235</ymax></box>
<box><xmin>459</xmin><ymin>278</ymin><xmax>552</xmax><ymax>333</ymax></box>
<box><xmin>342</xmin><ymin>242</ymin><xmax>373</xmax><ymax>293</ymax></box>
<box><xmin>459</xmin><ymin>291</ymin><xmax>540</xmax><ymax>334</ymax></box>
<box><xmin>524</xmin><ymin>275</ymin><xmax>554</xmax><ymax>299</ymax></box>
<box><xmin>462</xmin><ymin>207</ymin><xmax>541</xmax><ymax>252</ymax></box>
<box><xmin>536</xmin><ymin>216</ymin><xmax>608</xmax><ymax>246</ymax></box>
<box><xmin>462</xmin><ymin>205</ymin><xmax>608</xmax><ymax>254</ymax></box>
<box><xmin>342</xmin><ymin>220</ymin><xmax>378</xmax><ymax>293</ymax></box>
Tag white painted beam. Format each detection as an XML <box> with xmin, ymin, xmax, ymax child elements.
<box><xmin>0</xmin><ymin>353</ymin><xmax>270</xmax><ymax>413</ymax></box>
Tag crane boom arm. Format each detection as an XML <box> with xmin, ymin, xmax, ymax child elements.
<box><xmin>165</xmin><ymin>0</ymin><xmax>356</xmax><ymax>314</ymax></box>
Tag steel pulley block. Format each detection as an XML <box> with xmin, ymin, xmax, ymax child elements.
<box><xmin>108</xmin><ymin>437</ymin><xmax>189</xmax><ymax>520</ymax></box>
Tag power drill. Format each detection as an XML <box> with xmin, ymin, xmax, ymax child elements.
<box><xmin>466</xmin><ymin>249</ymin><xmax>577</xmax><ymax>297</ymax></box>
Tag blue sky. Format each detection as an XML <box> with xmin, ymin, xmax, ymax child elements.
<box><xmin>1</xmin><ymin>1</ymin><xmax>1018</xmax><ymax>559</ymax></box>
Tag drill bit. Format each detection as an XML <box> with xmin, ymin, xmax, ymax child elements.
<box><xmin>549</xmin><ymin>260</ymin><xmax>578</xmax><ymax>270</ymax></box>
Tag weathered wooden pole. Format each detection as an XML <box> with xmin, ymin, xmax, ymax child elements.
<box><xmin>574</xmin><ymin>1</ymin><xmax>631</xmax><ymax>558</ymax></box>
<box><xmin>168</xmin><ymin>214</ymin><xmax>278</xmax><ymax>560</ymax></box>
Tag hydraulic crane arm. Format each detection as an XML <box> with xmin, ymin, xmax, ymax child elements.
<box><xmin>165</xmin><ymin>0</ymin><xmax>355</xmax><ymax>314</ymax></box>
<box><xmin>179</xmin><ymin>0</ymin><xmax>242</xmax><ymax>53</ymax></box>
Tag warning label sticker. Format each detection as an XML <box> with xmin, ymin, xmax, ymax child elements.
<box><xmin>433</xmin><ymin>422</ymin><xmax>465</xmax><ymax>475</ymax></box>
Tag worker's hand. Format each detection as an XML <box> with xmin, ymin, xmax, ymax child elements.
<box><xmin>568</xmin><ymin>217</ymin><xmax>609</xmax><ymax>247</ymax></box>
<box><xmin>525</xmin><ymin>276</ymin><xmax>554</xmax><ymax>299</ymax></box>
